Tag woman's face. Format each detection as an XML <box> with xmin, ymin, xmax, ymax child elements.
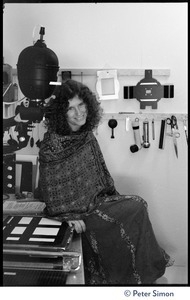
<box><xmin>66</xmin><ymin>96</ymin><xmax>87</xmax><ymax>131</ymax></box>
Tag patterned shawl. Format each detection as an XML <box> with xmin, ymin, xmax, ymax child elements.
<box><xmin>39</xmin><ymin>131</ymin><xmax>117</xmax><ymax>221</ymax></box>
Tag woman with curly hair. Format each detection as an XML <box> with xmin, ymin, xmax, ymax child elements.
<box><xmin>44</xmin><ymin>79</ymin><xmax>102</xmax><ymax>135</ymax></box>
<box><xmin>39</xmin><ymin>79</ymin><xmax>173</xmax><ymax>285</ymax></box>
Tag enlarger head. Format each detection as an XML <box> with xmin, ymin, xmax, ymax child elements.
<box><xmin>17</xmin><ymin>27</ymin><xmax>59</xmax><ymax>101</ymax></box>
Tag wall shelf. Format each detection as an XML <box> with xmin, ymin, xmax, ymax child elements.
<box><xmin>12</xmin><ymin>68</ymin><xmax>170</xmax><ymax>77</ymax></box>
<box><xmin>58</xmin><ymin>69</ymin><xmax>170</xmax><ymax>77</ymax></box>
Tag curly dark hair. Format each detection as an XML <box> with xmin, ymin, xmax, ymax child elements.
<box><xmin>44</xmin><ymin>80</ymin><xmax>103</xmax><ymax>135</ymax></box>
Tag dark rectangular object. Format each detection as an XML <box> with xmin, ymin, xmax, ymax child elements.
<box><xmin>163</xmin><ymin>85</ymin><xmax>174</xmax><ymax>98</ymax></box>
<box><xmin>123</xmin><ymin>86</ymin><xmax>134</xmax><ymax>99</ymax></box>
<box><xmin>17</xmin><ymin>161</ymin><xmax>33</xmax><ymax>193</ymax></box>
<box><xmin>159</xmin><ymin>119</ymin><xmax>167</xmax><ymax>149</ymax></box>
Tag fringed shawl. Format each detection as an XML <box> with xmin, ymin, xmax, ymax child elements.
<box><xmin>39</xmin><ymin>131</ymin><xmax>117</xmax><ymax>221</ymax></box>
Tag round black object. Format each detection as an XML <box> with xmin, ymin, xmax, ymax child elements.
<box><xmin>130</xmin><ymin>144</ymin><xmax>139</xmax><ymax>153</ymax></box>
<box><xmin>17</xmin><ymin>39</ymin><xmax>59</xmax><ymax>100</ymax></box>
<box><xmin>108</xmin><ymin>118</ymin><xmax>118</xmax><ymax>138</ymax></box>
<box><xmin>108</xmin><ymin>119</ymin><xmax>118</xmax><ymax>129</ymax></box>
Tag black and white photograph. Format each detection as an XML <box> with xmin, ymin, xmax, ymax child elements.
<box><xmin>2</xmin><ymin>1</ymin><xmax>188</xmax><ymax>299</ymax></box>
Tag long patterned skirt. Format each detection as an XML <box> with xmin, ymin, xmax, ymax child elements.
<box><xmin>82</xmin><ymin>195</ymin><xmax>173</xmax><ymax>285</ymax></box>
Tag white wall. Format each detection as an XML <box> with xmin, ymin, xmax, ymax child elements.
<box><xmin>3</xmin><ymin>3</ymin><xmax>187</xmax><ymax>113</ymax></box>
<box><xmin>3</xmin><ymin>3</ymin><xmax>188</xmax><ymax>269</ymax></box>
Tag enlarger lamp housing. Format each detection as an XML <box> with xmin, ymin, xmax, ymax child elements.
<box><xmin>17</xmin><ymin>35</ymin><xmax>59</xmax><ymax>100</ymax></box>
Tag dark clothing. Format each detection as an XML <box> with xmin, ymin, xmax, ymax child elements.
<box><xmin>82</xmin><ymin>196</ymin><xmax>172</xmax><ymax>284</ymax></box>
<box><xmin>39</xmin><ymin>130</ymin><xmax>173</xmax><ymax>285</ymax></box>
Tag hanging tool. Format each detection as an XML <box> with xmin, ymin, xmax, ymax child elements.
<box><xmin>142</xmin><ymin>118</ymin><xmax>150</xmax><ymax>148</ymax></box>
<box><xmin>125</xmin><ymin>117</ymin><xmax>130</xmax><ymax>132</ymax></box>
<box><xmin>166</xmin><ymin>115</ymin><xmax>180</xmax><ymax>158</ymax></box>
<box><xmin>183</xmin><ymin>119</ymin><xmax>188</xmax><ymax>144</ymax></box>
<box><xmin>159</xmin><ymin>119</ymin><xmax>167</xmax><ymax>149</ymax></box>
<box><xmin>130</xmin><ymin>118</ymin><xmax>142</xmax><ymax>153</ymax></box>
<box><xmin>152</xmin><ymin>118</ymin><xmax>155</xmax><ymax>140</ymax></box>
<box><xmin>108</xmin><ymin>118</ymin><xmax>118</xmax><ymax>139</ymax></box>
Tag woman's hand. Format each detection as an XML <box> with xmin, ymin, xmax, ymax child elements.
<box><xmin>67</xmin><ymin>220</ymin><xmax>86</xmax><ymax>233</ymax></box>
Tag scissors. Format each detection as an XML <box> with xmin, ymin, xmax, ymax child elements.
<box><xmin>166</xmin><ymin>115</ymin><xmax>180</xmax><ymax>158</ymax></box>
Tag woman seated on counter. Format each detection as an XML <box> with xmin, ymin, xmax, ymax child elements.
<box><xmin>38</xmin><ymin>79</ymin><xmax>173</xmax><ymax>285</ymax></box>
